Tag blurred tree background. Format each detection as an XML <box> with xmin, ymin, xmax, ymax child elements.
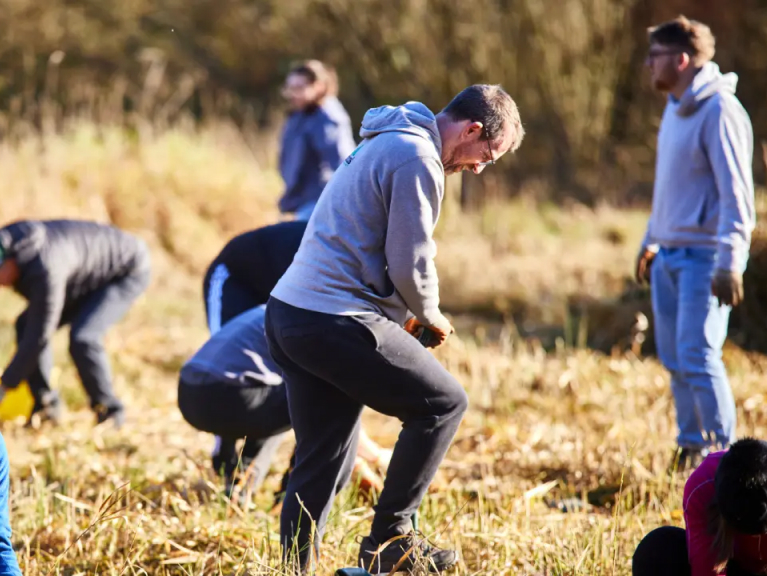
<box><xmin>0</xmin><ymin>0</ymin><xmax>765</xmax><ymax>205</ymax></box>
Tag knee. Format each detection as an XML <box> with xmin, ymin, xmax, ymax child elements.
<box><xmin>678</xmin><ymin>344</ymin><xmax>722</xmax><ymax>378</ymax></box>
<box><xmin>453</xmin><ymin>385</ymin><xmax>469</xmax><ymax>417</ymax></box>
<box><xmin>656</xmin><ymin>348</ymin><xmax>678</xmax><ymax>373</ymax></box>
<box><xmin>439</xmin><ymin>379</ymin><xmax>469</xmax><ymax>420</ymax></box>
<box><xmin>69</xmin><ymin>333</ymin><xmax>103</xmax><ymax>357</ymax></box>
<box><xmin>632</xmin><ymin>526</ymin><xmax>687</xmax><ymax>576</ymax></box>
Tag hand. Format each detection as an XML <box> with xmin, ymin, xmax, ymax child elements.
<box><xmin>635</xmin><ymin>246</ymin><xmax>657</xmax><ymax>285</ymax></box>
<box><xmin>711</xmin><ymin>269</ymin><xmax>744</xmax><ymax>307</ymax></box>
<box><xmin>405</xmin><ymin>315</ymin><xmax>454</xmax><ymax>348</ymax></box>
<box><xmin>426</xmin><ymin>315</ymin><xmax>455</xmax><ymax>348</ymax></box>
<box><xmin>404</xmin><ymin>317</ymin><xmax>422</xmax><ymax>336</ymax></box>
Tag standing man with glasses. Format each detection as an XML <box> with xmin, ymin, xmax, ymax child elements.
<box><xmin>266</xmin><ymin>84</ymin><xmax>524</xmax><ymax>573</ymax></box>
<box><xmin>636</xmin><ymin>16</ymin><xmax>755</xmax><ymax>471</ymax></box>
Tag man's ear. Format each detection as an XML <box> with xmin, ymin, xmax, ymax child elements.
<box><xmin>677</xmin><ymin>51</ymin><xmax>692</xmax><ymax>71</ymax></box>
<box><xmin>465</xmin><ymin>121</ymin><xmax>484</xmax><ymax>138</ymax></box>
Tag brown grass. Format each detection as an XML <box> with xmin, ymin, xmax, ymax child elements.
<box><xmin>1</xmin><ymin>121</ymin><xmax>766</xmax><ymax>575</ymax></box>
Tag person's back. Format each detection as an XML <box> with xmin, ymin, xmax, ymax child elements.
<box><xmin>273</xmin><ymin>102</ymin><xmax>444</xmax><ymax>326</ymax></box>
<box><xmin>212</xmin><ymin>221</ymin><xmax>308</xmax><ymax>305</ymax></box>
<box><xmin>633</xmin><ymin>439</ymin><xmax>767</xmax><ymax>576</ymax></box>
<box><xmin>0</xmin><ymin>218</ymin><xmax>151</xmax><ymax>427</ymax></box>
<box><xmin>181</xmin><ymin>306</ymin><xmax>282</xmax><ymax>387</ymax></box>
<box><xmin>1</xmin><ymin>219</ymin><xmax>148</xmax><ymax>303</ymax></box>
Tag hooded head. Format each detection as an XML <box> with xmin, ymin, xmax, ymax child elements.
<box><xmin>0</xmin><ymin>220</ymin><xmax>46</xmax><ymax>266</ymax></box>
<box><xmin>715</xmin><ymin>438</ymin><xmax>767</xmax><ymax>535</ymax></box>
<box><xmin>359</xmin><ymin>101</ymin><xmax>442</xmax><ymax>149</ymax></box>
<box><xmin>676</xmin><ymin>62</ymin><xmax>738</xmax><ymax>116</ymax></box>
<box><xmin>360</xmin><ymin>85</ymin><xmax>525</xmax><ymax>176</ymax></box>
<box><xmin>0</xmin><ymin>221</ymin><xmax>46</xmax><ymax>286</ymax></box>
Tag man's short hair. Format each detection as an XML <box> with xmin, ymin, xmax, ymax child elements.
<box><xmin>648</xmin><ymin>15</ymin><xmax>716</xmax><ymax>66</ymax></box>
<box><xmin>442</xmin><ymin>84</ymin><xmax>525</xmax><ymax>152</ymax></box>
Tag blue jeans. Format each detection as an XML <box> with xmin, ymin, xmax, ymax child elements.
<box><xmin>0</xmin><ymin>434</ymin><xmax>21</xmax><ymax>575</ymax></box>
<box><xmin>651</xmin><ymin>247</ymin><xmax>737</xmax><ymax>449</ymax></box>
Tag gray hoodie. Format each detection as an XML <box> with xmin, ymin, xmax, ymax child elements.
<box><xmin>643</xmin><ymin>62</ymin><xmax>755</xmax><ymax>273</ymax></box>
<box><xmin>271</xmin><ymin>102</ymin><xmax>446</xmax><ymax>327</ymax></box>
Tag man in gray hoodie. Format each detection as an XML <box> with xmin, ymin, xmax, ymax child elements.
<box><xmin>636</xmin><ymin>17</ymin><xmax>755</xmax><ymax>470</ymax></box>
<box><xmin>266</xmin><ymin>84</ymin><xmax>524</xmax><ymax>573</ymax></box>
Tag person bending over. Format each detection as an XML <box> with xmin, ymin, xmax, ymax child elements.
<box><xmin>633</xmin><ymin>438</ymin><xmax>767</xmax><ymax>576</ymax></box>
<box><xmin>0</xmin><ymin>219</ymin><xmax>151</xmax><ymax>427</ymax></box>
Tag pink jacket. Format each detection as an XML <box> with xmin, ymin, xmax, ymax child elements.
<box><xmin>684</xmin><ymin>451</ymin><xmax>767</xmax><ymax>575</ymax></box>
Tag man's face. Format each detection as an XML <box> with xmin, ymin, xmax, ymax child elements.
<box><xmin>281</xmin><ymin>73</ymin><xmax>322</xmax><ymax>112</ymax></box>
<box><xmin>442</xmin><ymin>120</ymin><xmax>513</xmax><ymax>175</ymax></box>
<box><xmin>0</xmin><ymin>259</ymin><xmax>19</xmax><ymax>287</ymax></box>
<box><xmin>645</xmin><ymin>42</ymin><xmax>685</xmax><ymax>92</ymax></box>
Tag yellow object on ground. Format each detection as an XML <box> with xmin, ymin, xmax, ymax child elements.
<box><xmin>0</xmin><ymin>382</ymin><xmax>34</xmax><ymax>421</ymax></box>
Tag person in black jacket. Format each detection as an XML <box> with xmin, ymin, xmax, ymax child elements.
<box><xmin>0</xmin><ymin>220</ymin><xmax>151</xmax><ymax>427</ymax></box>
<box><xmin>202</xmin><ymin>220</ymin><xmax>307</xmax><ymax>333</ymax></box>
<box><xmin>201</xmin><ymin>220</ymin><xmax>307</xmax><ymax>478</ymax></box>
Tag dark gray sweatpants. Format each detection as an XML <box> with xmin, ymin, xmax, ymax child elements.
<box><xmin>264</xmin><ymin>298</ymin><xmax>468</xmax><ymax>569</ymax></box>
<box><xmin>177</xmin><ymin>377</ymin><xmax>292</xmax><ymax>489</ymax></box>
<box><xmin>16</xmin><ymin>264</ymin><xmax>151</xmax><ymax>411</ymax></box>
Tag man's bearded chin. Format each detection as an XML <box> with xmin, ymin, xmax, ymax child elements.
<box><xmin>653</xmin><ymin>75</ymin><xmax>674</xmax><ymax>92</ymax></box>
<box><xmin>442</xmin><ymin>153</ymin><xmax>460</xmax><ymax>174</ymax></box>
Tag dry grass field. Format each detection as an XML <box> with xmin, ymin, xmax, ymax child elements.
<box><xmin>1</xmin><ymin>121</ymin><xmax>767</xmax><ymax>575</ymax></box>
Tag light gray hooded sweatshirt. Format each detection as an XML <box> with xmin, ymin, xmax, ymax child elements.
<box><xmin>643</xmin><ymin>62</ymin><xmax>755</xmax><ymax>273</ymax></box>
<box><xmin>271</xmin><ymin>102</ymin><xmax>446</xmax><ymax>327</ymax></box>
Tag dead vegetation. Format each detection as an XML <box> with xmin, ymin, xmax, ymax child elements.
<box><xmin>1</xmin><ymin>122</ymin><xmax>766</xmax><ymax>575</ymax></box>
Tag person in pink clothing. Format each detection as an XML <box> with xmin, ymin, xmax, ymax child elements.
<box><xmin>633</xmin><ymin>438</ymin><xmax>767</xmax><ymax>576</ymax></box>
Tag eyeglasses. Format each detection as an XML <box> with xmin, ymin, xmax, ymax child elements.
<box><xmin>477</xmin><ymin>126</ymin><xmax>495</xmax><ymax>167</ymax></box>
<box><xmin>645</xmin><ymin>49</ymin><xmax>685</xmax><ymax>62</ymax></box>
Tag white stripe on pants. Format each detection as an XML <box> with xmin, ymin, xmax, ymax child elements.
<box><xmin>206</xmin><ymin>263</ymin><xmax>230</xmax><ymax>335</ymax></box>
<box><xmin>206</xmin><ymin>263</ymin><xmax>230</xmax><ymax>457</ymax></box>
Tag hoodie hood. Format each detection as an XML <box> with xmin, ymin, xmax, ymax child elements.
<box><xmin>0</xmin><ymin>221</ymin><xmax>46</xmax><ymax>266</ymax></box>
<box><xmin>359</xmin><ymin>102</ymin><xmax>442</xmax><ymax>155</ymax></box>
<box><xmin>677</xmin><ymin>62</ymin><xmax>738</xmax><ymax>117</ymax></box>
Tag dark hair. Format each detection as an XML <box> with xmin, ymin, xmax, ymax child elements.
<box><xmin>441</xmin><ymin>84</ymin><xmax>524</xmax><ymax>152</ymax></box>
<box><xmin>287</xmin><ymin>59</ymin><xmax>337</xmax><ymax>100</ymax></box>
<box><xmin>708</xmin><ymin>500</ymin><xmax>736</xmax><ymax>573</ymax></box>
<box><xmin>710</xmin><ymin>438</ymin><xmax>767</xmax><ymax>569</ymax></box>
<box><xmin>647</xmin><ymin>15</ymin><xmax>716</xmax><ymax>65</ymax></box>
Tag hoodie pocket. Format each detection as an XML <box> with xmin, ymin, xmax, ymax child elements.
<box><xmin>674</xmin><ymin>188</ymin><xmax>717</xmax><ymax>235</ymax></box>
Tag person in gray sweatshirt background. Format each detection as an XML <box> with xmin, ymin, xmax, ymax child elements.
<box><xmin>278</xmin><ymin>60</ymin><xmax>357</xmax><ymax>221</ymax></box>
<box><xmin>636</xmin><ymin>17</ymin><xmax>755</xmax><ymax>471</ymax></box>
<box><xmin>266</xmin><ymin>84</ymin><xmax>525</xmax><ymax>573</ymax></box>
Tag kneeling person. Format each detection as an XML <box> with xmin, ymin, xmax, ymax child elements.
<box><xmin>179</xmin><ymin>305</ymin><xmax>392</xmax><ymax>500</ymax></box>
<box><xmin>179</xmin><ymin>305</ymin><xmax>290</xmax><ymax>496</ymax></box>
